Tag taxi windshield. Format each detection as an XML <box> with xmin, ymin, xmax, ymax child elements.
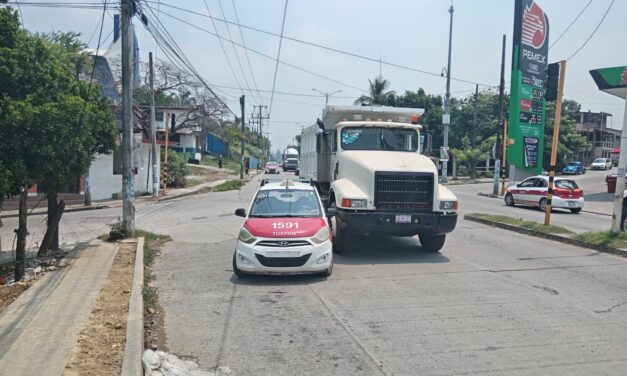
<box><xmin>249</xmin><ymin>189</ymin><xmax>321</xmax><ymax>218</ymax></box>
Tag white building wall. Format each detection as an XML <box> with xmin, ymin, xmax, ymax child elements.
<box><xmin>89</xmin><ymin>143</ymin><xmax>161</xmax><ymax>201</ymax></box>
<box><xmin>179</xmin><ymin>134</ymin><xmax>196</xmax><ymax>149</ymax></box>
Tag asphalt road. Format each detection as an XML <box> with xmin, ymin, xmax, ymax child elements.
<box><xmin>2</xmin><ymin>171</ymin><xmax>627</xmax><ymax>375</ymax></box>
<box><xmin>147</xmin><ymin>171</ymin><xmax>627</xmax><ymax>375</ymax></box>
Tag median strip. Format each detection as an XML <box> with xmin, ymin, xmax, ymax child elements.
<box><xmin>464</xmin><ymin>213</ymin><xmax>627</xmax><ymax>258</ymax></box>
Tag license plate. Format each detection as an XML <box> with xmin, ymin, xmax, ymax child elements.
<box><xmin>395</xmin><ymin>215</ymin><xmax>412</xmax><ymax>224</ymax></box>
<box><xmin>568</xmin><ymin>201</ymin><xmax>576</xmax><ymax>207</ymax></box>
<box><xmin>265</xmin><ymin>250</ymin><xmax>300</xmax><ymax>258</ymax></box>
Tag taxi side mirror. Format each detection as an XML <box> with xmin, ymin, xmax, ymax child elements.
<box><xmin>326</xmin><ymin>208</ymin><xmax>337</xmax><ymax>217</ymax></box>
<box><xmin>235</xmin><ymin>208</ymin><xmax>246</xmax><ymax>217</ymax></box>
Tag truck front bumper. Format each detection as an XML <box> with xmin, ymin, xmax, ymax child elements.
<box><xmin>336</xmin><ymin>210</ymin><xmax>457</xmax><ymax>237</ymax></box>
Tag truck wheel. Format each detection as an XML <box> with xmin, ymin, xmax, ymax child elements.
<box><xmin>418</xmin><ymin>234</ymin><xmax>446</xmax><ymax>252</ymax></box>
<box><xmin>232</xmin><ymin>253</ymin><xmax>245</xmax><ymax>278</ymax></box>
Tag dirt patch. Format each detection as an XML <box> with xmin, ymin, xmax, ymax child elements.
<box><xmin>63</xmin><ymin>243</ymin><xmax>135</xmax><ymax>375</ymax></box>
<box><xmin>187</xmin><ymin>166</ymin><xmax>231</xmax><ymax>182</ymax></box>
<box><xmin>141</xmin><ymin>231</ymin><xmax>171</xmax><ymax>351</ymax></box>
<box><xmin>0</xmin><ymin>253</ymin><xmax>68</xmax><ymax>311</ymax></box>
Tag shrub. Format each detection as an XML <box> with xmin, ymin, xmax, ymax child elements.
<box><xmin>165</xmin><ymin>151</ymin><xmax>189</xmax><ymax>188</ymax></box>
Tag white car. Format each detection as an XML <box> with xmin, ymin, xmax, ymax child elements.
<box><xmin>504</xmin><ymin>176</ymin><xmax>584</xmax><ymax>213</ymax></box>
<box><xmin>233</xmin><ymin>179</ymin><xmax>334</xmax><ymax>277</ymax></box>
<box><xmin>591</xmin><ymin>158</ymin><xmax>612</xmax><ymax>170</ymax></box>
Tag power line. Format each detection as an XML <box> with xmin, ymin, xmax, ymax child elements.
<box><xmin>144</xmin><ymin>6</ymin><xmax>370</xmax><ymax>94</ymax></box>
<box><xmin>268</xmin><ymin>0</ymin><xmax>288</xmax><ymax>116</ymax></box>
<box><xmin>549</xmin><ymin>0</ymin><xmax>594</xmax><ymax>49</ymax></box>
<box><xmin>201</xmin><ymin>0</ymin><xmax>247</xmax><ymax>103</ymax></box>
<box><xmin>143</xmin><ymin>0</ymin><xmax>493</xmax><ymax>87</ymax></box>
<box><xmin>137</xmin><ymin>2</ymin><xmax>238</xmax><ymax>116</ymax></box>
<box><xmin>216</xmin><ymin>0</ymin><xmax>261</xmax><ymax>104</ymax></box>
<box><xmin>566</xmin><ymin>0</ymin><xmax>615</xmax><ymax>61</ymax></box>
<box><xmin>231</xmin><ymin>0</ymin><xmax>263</xmax><ymax>105</ymax></box>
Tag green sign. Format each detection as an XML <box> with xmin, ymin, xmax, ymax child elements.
<box><xmin>590</xmin><ymin>66</ymin><xmax>627</xmax><ymax>99</ymax></box>
<box><xmin>507</xmin><ymin>0</ymin><xmax>549</xmax><ymax>174</ymax></box>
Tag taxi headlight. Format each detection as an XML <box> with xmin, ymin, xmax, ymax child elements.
<box><xmin>238</xmin><ymin>227</ymin><xmax>257</xmax><ymax>244</ymax></box>
<box><xmin>440</xmin><ymin>201</ymin><xmax>458</xmax><ymax>210</ymax></box>
<box><xmin>311</xmin><ymin>227</ymin><xmax>330</xmax><ymax>244</ymax></box>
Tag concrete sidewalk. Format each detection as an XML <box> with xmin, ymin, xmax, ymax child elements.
<box><xmin>0</xmin><ymin>240</ymin><xmax>118</xmax><ymax>375</ymax></box>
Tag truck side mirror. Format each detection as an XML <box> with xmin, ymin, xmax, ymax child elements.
<box><xmin>235</xmin><ymin>208</ymin><xmax>246</xmax><ymax>217</ymax></box>
<box><xmin>326</xmin><ymin>208</ymin><xmax>336</xmax><ymax>217</ymax></box>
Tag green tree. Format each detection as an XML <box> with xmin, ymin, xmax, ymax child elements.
<box><xmin>354</xmin><ymin>76</ymin><xmax>396</xmax><ymax>105</ymax></box>
<box><xmin>0</xmin><ymin>7</ymin><xmax>117</xmax><ymax>278</ymax></box>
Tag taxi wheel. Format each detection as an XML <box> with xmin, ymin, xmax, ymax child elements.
<box><xmin>232</xmin><ymin>253</ymin><xmax>245</xmax><ymax>278</ymax></box>
<box><xmin>504</xmin><ymin>193</ymin><xmax>515</xmax><ymax>207</ymax></box>
<box><xmin>321</xmin><ymin>260</ymin><xmax>334</xmax><ymax>277</ymax></box>
<box><xmin>539</xmin><ymin>198</ymin><xmax>548</xmax><ymax>212</ymax></box>
<box><xmin>570</xmin><ymin>208</ymin><xmax>582</xmax><ymax>214</ymax></box>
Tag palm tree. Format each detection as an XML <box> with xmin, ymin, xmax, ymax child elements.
<box><xmin>354</xmin><ymin>76</ymin><xmax>396</xmax><ymax>105</ymax></box>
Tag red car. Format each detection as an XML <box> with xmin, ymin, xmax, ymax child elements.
<box><xmin>264</xmin><ymin>161</ymin><xmax>280</xmax><ymax>174</ymax></box>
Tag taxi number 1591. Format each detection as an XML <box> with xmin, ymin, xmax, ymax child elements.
<box><xmin>271</xmin><ymin>222</ymin><xmax>299</xmax><ymax>229</ymax></box>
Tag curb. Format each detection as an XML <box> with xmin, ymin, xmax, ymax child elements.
<box><xmin>477</xmin><ymin>192</ymin><xmax>501</xmax><ymax>199</ymax></box>
<box><xmin>121</xmin><ymin>237</ymin><xmax>145</xmax><ymax>376</ymax></box>
<box><xmin>582</xmin><ymin>209</ymin><xmax>612</xmax><ymax>217</ymax></box>
<box><xmin>464</xmin><ymin>214</ymin><xmax>627</xmax><ymax>258</ymax></box>
<box><xmin>0</xmin><ymin>204</ymin><xmax>108</xmax><ymax>219</ymax></box>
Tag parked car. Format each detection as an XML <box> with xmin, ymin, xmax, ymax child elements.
<box><xmin>295</xmin><ymin>165</ymin><xmax>300</xmax><ymax>176</ymax></box>
<box><xmin>264</xmin><ymin>161</ymin><xmax>280</xmax><ymax>174</ymax></box>
<box><xmin>562</xmin><ymin>161</ymin><xmax>586</xmax><ymax>175</ymax></box>
<box><xmin>591</xmin><ymin>157</ymin><xmax>612</xmax><ymax>170</ymax></box>
<box><xmin>233</xmin><ymin>179</ymin><xmax>334</xmax><ymax>277</ymax></box>
<box><xmin>504</xmin><ymin>176</ymin><xmax>584</xmax><ymax>213</ymax></box>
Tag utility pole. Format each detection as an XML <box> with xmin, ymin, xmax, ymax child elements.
<box><xmin>149</xmin><ymin>52</ymin><xmax>158</xmax><ymax>197</ymax></box>
<box><xmin>240</xmin><ymin>95</ymin><xmax>245</xmax><ymax>179</ymax></box>
<box><xmin>312</xmin><ymin>88</ymin><xmax>341</xmax><ymax>107</ymax></box>
<box><xmin>121</xmin><ymin>0</ymin><xmax>135</xmax><ymax>235</ymax></box>
<box><xmin>442</xmin><ymin>3</ymin><xmax>454</xmax><ymax>183</ymax></box>
<box><xmin>472</xmin><ymin>84</ymin><xmax>478</xmax><ymax>147</ymax></box>
<box><xmin>494</xmin><ymin>34</ymin><xmax>506</xmax><ymax>195</ymax></box>
<box><xmin>545</xmin><ymin>61</ymin><xmax>566</xmax><ymax>226</ymax></box>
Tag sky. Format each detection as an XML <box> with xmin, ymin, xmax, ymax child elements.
<box><xmin>14</xmin><ymin>0</ymin><xmax>627</xmax><ymax>153</ymax></box>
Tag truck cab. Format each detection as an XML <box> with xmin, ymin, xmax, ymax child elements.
<box><xmin>300</xmin><ymin>105</ymin><xmax>458</xmax><ymax>252</ymax></box>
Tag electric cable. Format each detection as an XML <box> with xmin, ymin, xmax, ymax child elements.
<box><xmin>268</xmin><ymin>0</ymin><xmax>289</xmax><ymax>116</ymax></box>
<box><xmin>566</xmin><ymin>0</ymin><xmax>615</xmax><ymax>61</ymax></box>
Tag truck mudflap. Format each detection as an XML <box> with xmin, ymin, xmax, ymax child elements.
<box><xmin>336</xmin><ymin>210</ymin><xmax>457</xmax><ymax>237</ymax></box>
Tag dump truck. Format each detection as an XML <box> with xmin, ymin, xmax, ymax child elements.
<box><xmin>299</xmin><ymin>105</ymin><xmax>458</xmax><ymax>252</ymax></box>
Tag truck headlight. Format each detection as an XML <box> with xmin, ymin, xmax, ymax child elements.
<box><xmin>311</xmin><ymin>227</ymin><xmax>330</xmax><ymax>244</ymax></box>
<box><xmin>440</xmin><ymin>201</ymin><xmax>458</xmax><ymax>210</ymax></box>
<box><xmin>341</xmin><ymin>198</ymin><xmax>367</xmax><ymax>208</ymax></box>
<box><xmin>238</xmin><ymin>227</ymin><xmax>257</xmax><ymax>244</ymax></box>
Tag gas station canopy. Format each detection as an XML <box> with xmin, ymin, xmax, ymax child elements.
<box><xmin>589</xmin><ymin>66</ymin><xmax>627</xmax><ymax>99</ymax></box>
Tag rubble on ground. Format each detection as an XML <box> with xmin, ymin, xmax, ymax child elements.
<box><xmin>142</xmin><ymin>349</ymin><xmax>232</xmax><ymax>376</ymax></box>
<box><xmin>0</xmin><ymin>251</ymin><xmax>69</xmax><ymax>286</ymax></box>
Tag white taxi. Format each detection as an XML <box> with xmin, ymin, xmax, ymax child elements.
<box><xmin>233</xmin><ymin>179</ymin><xmax>334</xmax><ymax>277</ymax></box>
<box><xmin>504</xmin><ymin>176</ymin><xmax>584</xmax><ymax>213</ymax></box>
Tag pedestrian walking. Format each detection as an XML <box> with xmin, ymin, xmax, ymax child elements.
<box><xmin>245</xmin><ymin>157</ymin><xmax>250</xmax><ymax>175</ymax></box>
<box><xmin>218</xmin><ymin>154</ymin><xmax>223</xmax><ymax>169</ymax></box>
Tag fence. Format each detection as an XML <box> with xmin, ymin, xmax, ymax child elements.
<box><xmin>204</xmin><ymin>132</ymin><xmax>230</xmax><ymax>157</ymax></box>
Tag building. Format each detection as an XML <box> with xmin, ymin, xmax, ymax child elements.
<box><xmin>573</xmin><ymin>111</ymin><xmax>619</xmax><ymax>164</ymax></box>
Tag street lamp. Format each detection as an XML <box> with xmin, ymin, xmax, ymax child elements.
<box><xmin>312</xmin><ymin>88</ymin><xmax>342</xmax><ymax>107</ymax></box>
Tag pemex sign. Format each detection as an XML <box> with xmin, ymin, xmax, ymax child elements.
<box><xmin>507</xmin><ymin>0</ymin><xmax>550</xmax><ymax>175</ymax></box>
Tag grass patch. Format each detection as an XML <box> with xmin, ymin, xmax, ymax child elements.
<box><xmin>200</xmin><ymin>156</ymin><xmax>240</xmax><ymax>173</ymax></box>
<box><xmin>211</xmin><ymin>179</ymin><xmax>246</xmax><ymax>192</ymax></box>
<box><xmin>574</xmin><ymin>231</ymin><xmax>627</xmax><ymax>249</ymax></box>
<box><xmin>469</xmin><ymin>213</ymin><xmax>574</xmax><ymax>235</ymax></box>
<box><xmin>136</xmin><ymin>229</ymin><xmax>171</xmax><ymax>312</ymax></box>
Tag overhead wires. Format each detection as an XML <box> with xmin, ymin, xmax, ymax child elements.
<box><xmin>268</xmin><ymin>0</ymin><xmax>288</xmax><ymax>117</ymax></box>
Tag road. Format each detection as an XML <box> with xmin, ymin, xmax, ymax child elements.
<box><xmin>2</xmin><ymin>171</ymin><xmax>627</xmax><ymax>375</ymax></box>
<box><xmin>147</xmin><ymin>172</ymin><xmax>627</xmax><ymax>375</ymax></box>
<box><xmin>449</xmin><ymin>168</ymin><xmax>617</xmax><ymax>233</ymax></box>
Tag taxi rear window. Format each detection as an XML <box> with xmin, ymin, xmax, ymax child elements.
<box><xmin>555</xmin><ymin>180</ymin><xmax>578</xmax><ymax>189</ymax></box>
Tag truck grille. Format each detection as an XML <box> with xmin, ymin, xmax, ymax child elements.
<box><xmin>374</xmin><ymin>172</ymin><xmax>433</xmax><ymax>211</ymax></box>
<box><xmin>255</xmin><ymin>253</ymin><xmax>312</xmax><ymax>267</ymax></box>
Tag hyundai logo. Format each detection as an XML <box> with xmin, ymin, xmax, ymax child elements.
<box><xmin>278</xmin><ymin>241</ymin><xmax>290</xmax><ymax>247</ymax></box>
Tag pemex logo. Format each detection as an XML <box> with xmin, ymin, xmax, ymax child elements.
<box><xmin>521</xmin><ymin>1</ymin><xmax>547</xmax><ymax>49</ymax></box>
